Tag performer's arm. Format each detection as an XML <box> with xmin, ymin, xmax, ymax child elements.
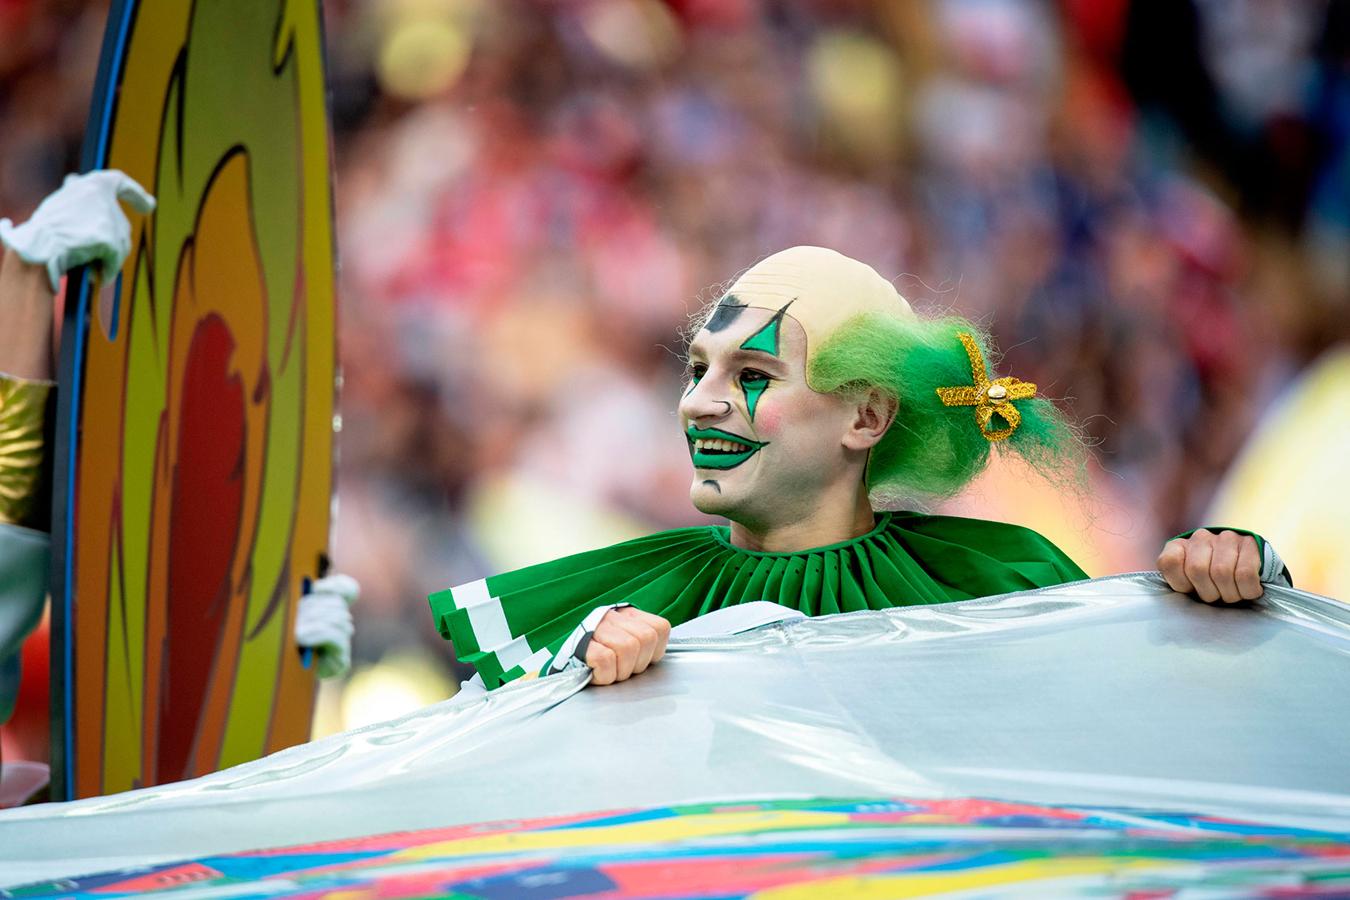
<box><xmin>0</xmin><ymin>246</ymin><xmax>57</xmax><ymax>535</ymax></box>
<box><xmin>0</xmin><ymin>218</ymin><xmax>60</xmax><ymax>733</ymax></box>
<box><xmin>0</xmin><ymin>170</ymin><xmax>155</xmax><ymax>532</ymax></box>
<box><xmin>0</xmin><ymin>246</ymin><xmax>56</xmax><ymax>382</ymax></box>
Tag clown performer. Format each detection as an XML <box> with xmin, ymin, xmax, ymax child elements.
<box><xmin>432</xmin><ymin>246</ymin><xmax>1292</xmax><ymax>694</ymax></box>
<box><xmin>0</xmin><ymin>172</ymin><xmax>357</xmax><ymax>783</ymax></box>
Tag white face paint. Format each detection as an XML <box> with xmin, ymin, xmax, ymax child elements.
<box><xmin>678</xmin><ymin>247</ymin><xmax>913</xmax><ymax>535</ymax></box>
<box><xmin>679</xmin><ymin>303</ymin><xmax>859</xmax><ymax>531</ymax></box>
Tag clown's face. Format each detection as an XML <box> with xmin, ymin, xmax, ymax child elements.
<box><xmin>679</xmin><ymin>301</ymin><xmax>862</xmax><ymax>530</ymax></box>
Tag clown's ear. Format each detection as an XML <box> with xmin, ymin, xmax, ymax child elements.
<box><xmin>844</xmin><ymin>387</ymin><xmax>898</xmax><ymax>451</ymax></box>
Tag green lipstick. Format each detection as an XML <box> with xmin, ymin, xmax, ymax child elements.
<box><xmin>686</xmin><ymin>425</ymin><xmax>768</xmax><ymax>470</ymax></box>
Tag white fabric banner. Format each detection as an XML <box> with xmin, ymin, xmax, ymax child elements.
<box><xmin>2</xmin><ymin>574</ymin><xmax>1349</xmax><ymax>885</ymax></box>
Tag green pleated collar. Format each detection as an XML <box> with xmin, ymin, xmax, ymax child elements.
<box><xmin>431</xmin><ymin>508</ymin><xmax>1086</xmax><ymax>688</ymax></box>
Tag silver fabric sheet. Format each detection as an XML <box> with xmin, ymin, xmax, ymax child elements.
<box><xmin>2</xmin><ymin>573</ymin><xmax>1349</xmax><ymax>885</ymax></box>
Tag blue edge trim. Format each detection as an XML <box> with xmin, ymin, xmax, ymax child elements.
<box><xmin>58</xmin><ymin>0</ymin><xmax>136</xmax><ymax>801</ymax></box>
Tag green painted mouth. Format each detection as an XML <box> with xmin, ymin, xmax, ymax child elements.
<box><xmin>686</xmin><ymin>425</ymin><xmax>768</xmax><ymax>470</ymax></box>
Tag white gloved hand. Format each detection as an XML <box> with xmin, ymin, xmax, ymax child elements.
<box><xmin>0</xmin><ymin>169</ymin><xmax>156</xmax><ymax>292</ymax></box>
<box><xmin>294</xmin><ymin>573</ymin><xmax>359</xmax><ymax>679</ymax></box>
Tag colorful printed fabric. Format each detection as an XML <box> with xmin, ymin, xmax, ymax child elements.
<box><xmin>8</xmin><ymin>796</ymin><xmax>1350</xmax><ymax>899</ymax></box>
<box><xmin>430</xmin><ymin>511</ymin><xmax>1086</xmax><ymax>688</ymax></box>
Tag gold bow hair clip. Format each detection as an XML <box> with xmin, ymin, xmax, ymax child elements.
<box><xmin>935</xmin><ymin>332</ymin><xmax>1037</xmax><ymax>442</ymax></box>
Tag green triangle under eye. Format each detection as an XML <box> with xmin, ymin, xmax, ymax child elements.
<box><xmin>739</xmin><ymin>302</ymin><xmax>792</xmax><ymax>356</ymax></box>
<box><xmin>743</xmin><ymin>379</ymin><xmax>768</xmax><ymax>421</ymax></box>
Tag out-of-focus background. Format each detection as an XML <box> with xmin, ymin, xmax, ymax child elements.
<box><xmin>3</xmin><ymin>0</ymin><xmax>1347</xmax><ymax>732</ymax></box>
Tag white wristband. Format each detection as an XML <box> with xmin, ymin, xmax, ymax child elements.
<box><xmin>1260</xmin><ymin>541</ymin><xmax>1292</xmax><ymax>587</ymax></box>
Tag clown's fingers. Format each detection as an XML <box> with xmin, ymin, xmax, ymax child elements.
<box><xmin>585</xmin><ymin>643</ymin><xmax>618</xmax><ymax>685</ymax></box>
<box><xmin>1181</xmin><ymin>534</ymin><xmax>1220</xmax><ymax>604</ymax></box>
<box><xmin>1156</xmin><ymin>539</ymin><xmax>1193</xmax><ymax>596</ymax></box>
<box><xmin>1235</xmin><ymin>535</ymin><xmax>1264</xmax><ymax>600</ymax></box>
<box><xmin>593</xmin><ymin>618</ymin><xmax>641</xmax><ymax>681</ymax></box>
<box><xmin>312</xmin><ymin>573</ymin><xmax>361</xmax><ymax>605</ymax></box>
<box><xmin>110</xmin><ymin>170</ymin><xmax>156</xmax><ymax>214</ymax></box>
<box><xmin>1208</xmin><ymin>530</ymin><xmax>1245</xmax><ymax>604</ymax></box>
<box><xmin>613</xmin><ymin>615</ymin><xmax>659</xmax><ymax>674</ymax></box>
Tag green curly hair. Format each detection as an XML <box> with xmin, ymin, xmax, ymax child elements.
<box><xmin>806</xmin><ymin>310</ymin><xmax>1083</xmax><ymax>503</ymax></box>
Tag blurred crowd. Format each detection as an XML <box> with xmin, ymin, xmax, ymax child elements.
<box><xmin>2</xmin><ymin>0</ymin><xmax>1348</xmax><ymax>713</ymax></box>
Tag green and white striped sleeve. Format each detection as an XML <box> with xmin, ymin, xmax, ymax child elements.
<box><xmin>430</xmin><ymin>576</ymin><xmax>628</xmax><ymax>689</ymax></box>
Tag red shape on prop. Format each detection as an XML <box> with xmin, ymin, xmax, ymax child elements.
<box><xmin>157</xmin><ymin>313</ymin><xmax>245</xmax><ymax>784</ymax></box>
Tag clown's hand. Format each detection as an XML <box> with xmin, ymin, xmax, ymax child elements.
<box><xmin>0</xmin><ymin>170</ymin><xmax>155</xmax><ymax>292</ymax></box>
<box><xmin>583</xmin><ymin>606</ymin><xmax>671</xmax><ymax>686</ymax></box>
<box><xmin>294</xmin><ymin>574</ymin><xmax>359</xmax><ymax>679</ymax></box>
<box><xmin>1157</xmin><ymin>528</ymin><xmax>1289</xmax><ymax>605</ymax></box>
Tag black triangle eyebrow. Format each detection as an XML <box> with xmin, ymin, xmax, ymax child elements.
<box><xmin>704</xmin><ymin>293</ymin><xmax>747</xmax><ymax>333</ymax></box>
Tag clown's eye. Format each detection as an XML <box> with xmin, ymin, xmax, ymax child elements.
<box><xmin>739</xmin><ymin>369</ymin><xmax>770</xmax><ymax>387</ymax></box>
<box><xmin>689</xmin><ymin>363</ymin><xmax>708</xmax><ymax>384</ymax></box>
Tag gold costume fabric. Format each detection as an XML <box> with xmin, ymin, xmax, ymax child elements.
<box><xmin>0</xmin><ymin>371</ymin><xmax>54</xmax><ymax>529</ymax></box>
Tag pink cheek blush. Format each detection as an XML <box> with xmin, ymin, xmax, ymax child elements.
<box><xmin>753</xmin><ymin>403</ymin><xmax>781</xmax><ymax>435</ymax></box>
